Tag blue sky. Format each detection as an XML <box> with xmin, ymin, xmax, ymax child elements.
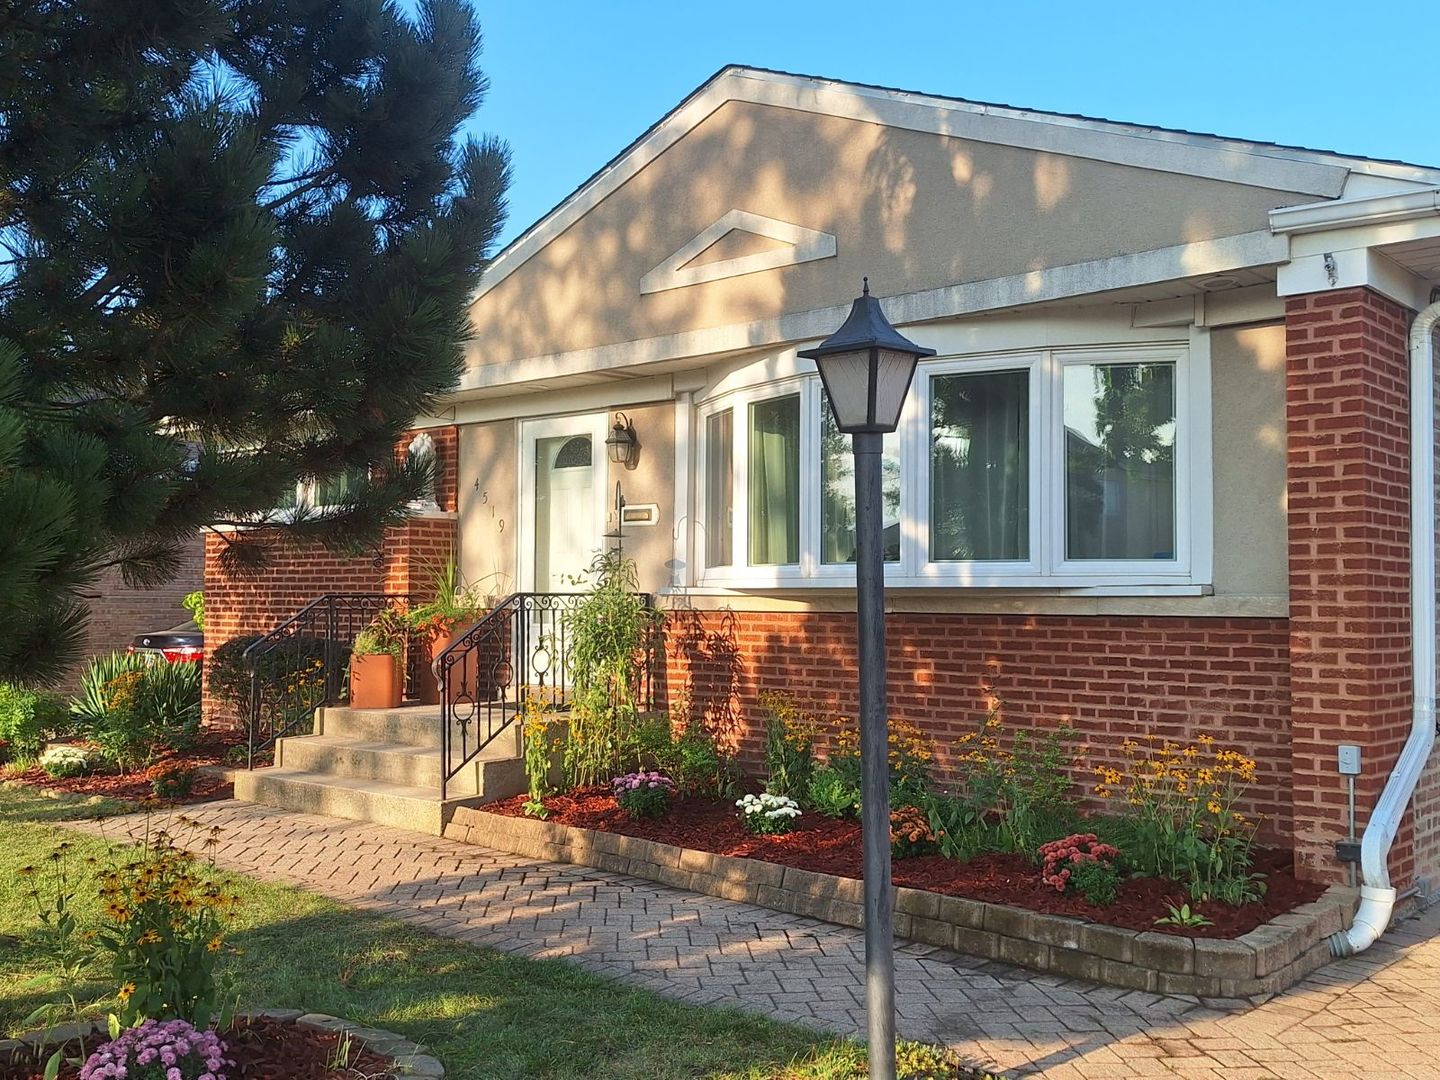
<box><xmin>470</xmin><ymin>1</ymin><xmax>1436</xmax><ymax>250</ymax></box>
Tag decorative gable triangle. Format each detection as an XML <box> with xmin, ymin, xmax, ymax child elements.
<box><xmin>639</xmin><ymin>210</ymin><xmax>836</xmax><ymax>294</ymax></box>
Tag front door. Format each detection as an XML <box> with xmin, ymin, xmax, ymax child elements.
<box><xmin>522</xmin><ymin>415</ymin><xmax>609</xmax><ymax>592</ymax></box>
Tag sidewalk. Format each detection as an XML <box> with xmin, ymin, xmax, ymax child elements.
<box><xmin>72</xmin><ymin>801</ymin><xmax>1440</xmax><ymax>1079</ymax></box>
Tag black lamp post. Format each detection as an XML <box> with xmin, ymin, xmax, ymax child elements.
<box><xmin>799</xmin><ymin>280</ymin><xmax>934</xmax><ymax>1080</ymax></box>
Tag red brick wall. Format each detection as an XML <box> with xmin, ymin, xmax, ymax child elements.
<box><xmin>1285</xmin><ymin>288</ymin><xmax>1414</xmax><ymax>884</ymax></box>
<box><xmin>664</xmin><ymin>610</ymin><xmax>1293</xmax><ymax>840</ymax></box>
<box><xmin>56</xmin><ymin>535</ymin><xmax>206</xmax><ymax>692</ymax></box>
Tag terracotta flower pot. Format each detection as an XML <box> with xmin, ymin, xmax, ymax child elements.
<box><xmin>416</xmin><ymin>625</ymin><xmax>466</xmax><ymax>706</ymax></box>
<box><xmin>349</xmin><ymin>652</ymin><xmax>402</xmax><ymax>709</ymax></box>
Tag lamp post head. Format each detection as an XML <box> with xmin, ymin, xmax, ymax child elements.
<box><xmin>798</xmin><ymin>279</ymin><xmax>936</xmax><ymax>434</ymax></box>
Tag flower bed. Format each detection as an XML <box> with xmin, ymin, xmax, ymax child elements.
<box><xmin>483</xmin><ymin>788</ymin><xmax>1321</xmax><ymax>939</ymax></box>
<box><xmin>451</xmin><ymin>800</ymin><xmax>1356</xmax><ymax>998</ymax></box>
<box><xmin>1</xmin><ymin>730</ymin><xmax>242</xmax><ymax>806</ymax></box>
<box><xmin>0</xmin><ymin>1012</ymin><xmax>442</xmax><ymax>1080</ymax></box>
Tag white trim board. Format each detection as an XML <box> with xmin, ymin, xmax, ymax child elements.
<box><xmin>640</xmin><ymin>210</ymin><xmax>836</xmax><ymax>294</ymax></box>
<box><xmin>455</xmin><ymin>229</ymin><xmax>1286</xmax><ymax>396</ymax></box>
<box><xmin>473</xmin><ymin>67</ymin><xmax>1440</xmax><ymax>306</ymax></box>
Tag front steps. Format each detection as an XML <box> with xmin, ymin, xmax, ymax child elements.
<box><xmin>233</xmin><ymin>703</ymin><xmax>525</xmax><ymax>834</ymax></box>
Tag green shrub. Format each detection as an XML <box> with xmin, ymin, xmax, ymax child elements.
<box><xmin>920</xmin><ymin>790</ymin><xmax>987</xmax><ymax>861</ymax></box>
<box><xmin>138</xmin><ymin>660</ymin><xmax>202</xmax><ymax>747</ymax></box>
<box><xmin>651</xmin><ymin>722</ymin><xmax>739</xmax><ymax>799</ymax></box>
<box><xmin>953</xmin><ymin>704</ymin><xmax>1078</xmax><ymax>858</ymax></box>
<box><xmin>72</xmin><ymin>652</ymin><xmax>148</xmax><ymax>727</ymax></box>
<box><xmin>207</xmin><ymin>634</ymin><xmax>340</xmax><ymax>714</ymax></box>
<box><xmin>826</xmin><ymin>716</ymin><xmax>934</xmax><ymax>807</ymax></box>
<box><xmin>1094</xmin><ymin>735</ymin><xmax>1265</xmax><ymax>904</ymax></box>
<box><xmin>759</xmin><ymin>691</ymin><xmax>817</xmax><ymax>801</ymax></box>
<box><xmin>75</xmin><ymin>657</ymin><xmax>202</xmax><ymax>771</ymax></box>
<box><xmin>151</xmin><ymin>764</ymin><xmax>198</xmax><ymax>799</ymax></box>
<box><xmin>1069</xmin><ymin>860</ymin><xmax>1121</xmax><ymax>906</ymax></box>
<box><xmin>806</xmin><ymin>764</ymin><xmax>860</xmax><ymax>818</ymax></box>
<box><xmin>39</xmin><ymin>744</ymin><xmax>101</xmax><ymax>778</ymax></box>
<box><xmin>0</xmin><ymin>683</ymin><xmax>68</xmax><ymax>763</ymax></box>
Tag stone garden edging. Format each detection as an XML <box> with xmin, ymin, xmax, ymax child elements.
<box><xmin>0</xmin><ymin>1010</ymin><xmax>443</xmax><ymax>1077</ymax></box>
<box><xmin>445</xmin><ymin>806</ymin><xmax>1359</xmax><ymax>998</ymax></box>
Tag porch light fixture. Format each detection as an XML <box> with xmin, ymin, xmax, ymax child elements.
<box><xmin>798</xmin><ymin>280</ymin><xmax>933</xmax><ymax>1080</ymax></box>
<box><xmin>606</xmin><ymin>412</ymin><xmax>638</xmax><ymax>466</ymax></box>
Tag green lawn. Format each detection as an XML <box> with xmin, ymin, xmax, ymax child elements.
<box><xmin>0</xmin><ymin>784</ymin><xmax>996</xmax><ymax>1079</ymax></box>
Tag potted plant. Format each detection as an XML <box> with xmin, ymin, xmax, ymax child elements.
<box><xmin>408</xmin><ymin>557</ymin><xmax>494</xmax><ymax>704</ymax></box>
<box><xmin>349</xmin><ymin>602</ymin><xmax>409</xmax><ymax>709</ymax></box>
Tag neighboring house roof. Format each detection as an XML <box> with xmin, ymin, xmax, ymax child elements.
<box><xmin>476</xmin><ymin>65</ymin><xmax>1440</xmax><ymax>302</ymax></box>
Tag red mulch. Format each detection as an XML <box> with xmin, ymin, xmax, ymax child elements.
<box><xmin>486</xmin><ymin>788</ymin><xmax>1323</xmax><ymax>939</ymax></box>
<box><xmin>1</xmin><ymin>730</ymin><xmax>244</xmax><ymax>806</ymax></box>
<box><xmin>0</xmin><ymin>1016</ymin><xmax>398</xmax><ymax>1079</ymax></box>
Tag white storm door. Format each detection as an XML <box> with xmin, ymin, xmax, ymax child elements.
<box><xmin>520</xmin><ymin>414</ymin><xmax>609</xmax><ymax>593</ymax></box>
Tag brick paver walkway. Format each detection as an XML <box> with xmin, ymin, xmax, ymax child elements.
<box><xmin>72</xmin><ymin>801</ymin><xmax>1440</xmax><ymax>1078</ymax></box>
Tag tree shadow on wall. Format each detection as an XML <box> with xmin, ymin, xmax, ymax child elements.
<box><xmin>662</xmin><ymin>602</ymin><xmax>743</xmax><ymax>749</ymax></box>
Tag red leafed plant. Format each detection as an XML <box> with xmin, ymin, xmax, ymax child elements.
<box><xmin>1038</xmin><ymin>833</ymin><xmax>1122</xmax><ymax>893</ymax></box>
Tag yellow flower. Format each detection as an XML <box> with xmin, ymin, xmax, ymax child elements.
<box><xmin>117</xmin><ymin>982</ymin><xmax>136</xmax><ymax>1003</ymax></box>
<box><xmin>1206</xmin><ymin>800</ymin><xmax>1223</xmax><ymax>815</ymax></box>
<box><xmin>206</xmin><ymin>935</ymin><xmax>224</xmax><ymax>953</ymax></box>
<box><xmin>137</xmin><ymin>929</ymin><xmax>162</xmax><ymax>945</ymax></box>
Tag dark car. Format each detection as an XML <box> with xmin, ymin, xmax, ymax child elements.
<box><xmin>128</xmin><ymin>620</ymin><xmax>204</xmax><ymax>664</ymax></box>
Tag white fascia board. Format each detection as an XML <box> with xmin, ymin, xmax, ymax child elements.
<box><xmin>449</xmin><ymin>373</ymin><xmax>677</xmax><ymax>423</ymax></box>
<box><xmin>1271</xmin><ymin>188</ymin><xmax>1440</xmax><ymax>236</ymax></box>
<box><xmin>454</xmin><ymin>228</ymin><xmax>1286</xmax><ymax>396</ymax></box>
<box><xmin>473</xmin><ymin>67</ymin><xmax>1375</xmax><ymax>304</ymax></box>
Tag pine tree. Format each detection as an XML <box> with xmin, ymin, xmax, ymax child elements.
<box><xmin>0</xmin><ymin>0</ymin><xmax>510</xmax><ymax>684</ymax></box>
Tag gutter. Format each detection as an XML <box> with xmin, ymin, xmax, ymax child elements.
<box><xmin>1271</xmin><ymin>188</ymin><xmax>1440</xmax><ymax>236</ymax></box>
<box><xmin>1331</xmin><ymin>297</ymin><xmax>1440</xmax><ymax>957</ymax></box>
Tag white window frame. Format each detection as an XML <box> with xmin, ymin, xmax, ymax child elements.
<box><xmin>692</xmin><ymin>339</ymin><xmax>1211</xmax><ymax>593</ymax></box>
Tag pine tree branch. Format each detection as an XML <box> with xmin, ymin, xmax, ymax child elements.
<box><xmin>261</xmin><ymin>169</ymin><xmax>338</xmax><ymax>213</ymax></box>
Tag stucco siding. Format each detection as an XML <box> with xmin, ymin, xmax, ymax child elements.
<box><xmin>458</xmin><ymin>419</ymin><xmax>519</xmax><ymax>598</ymax></box>
<box><xmin>468</xmin><ymin>100</ymin><xmax>1309</xmax><ymax>367</ymax></box>
<box><xmin>1211</xmin><ymin>322</ymin><xmax>1288</xmax><ymax>600</ymax></box>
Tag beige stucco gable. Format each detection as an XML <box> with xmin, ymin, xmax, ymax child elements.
<box><xmin>466</xmin><ymin>97</ymin><xmax>1314</xmax><ymax>371</ymax></box>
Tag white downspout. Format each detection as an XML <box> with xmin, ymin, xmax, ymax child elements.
<box><xmin>1331</xmin><ymin>298</ymin><xmax>1440</xmax><ymax>957</ymax></box>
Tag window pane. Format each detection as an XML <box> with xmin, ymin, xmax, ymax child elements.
<box><xmin>930</xmin><ymin>370</ymin><xmax>1029</xmax><ymax>561</ymax></box>
<box><xmin>705</xmin><ymin>410</ymin><xmax>733</xmax><ymax>567</ymax></box>
<box><xmin>1064</xmin><ymin>361</ymin><xmax>1176</xmax><ymax>561</ymax></box>
<box><xmin>821</xmin><ymin>407</ymin><xmax>900</xmax><ymax>563</ymax></box>
<box><xmin>315</xmin><ymin>466</ymin><xmax>368</xmax><ymax>507</ymax></box>
<box><xmin>748</xmin><ymin>394</ymin><xmax>800</xmax><ymax>565</ymax></box>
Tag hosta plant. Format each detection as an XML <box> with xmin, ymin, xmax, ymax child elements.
<box><xmin>737</xmin><ymin>792</ymin><xmax>801</xmax><ymax>835</ymax></box>
<box><xmin>80</xmin><ymin>1017</ymin><xmax>229</xmax><ymax>1080</ymax></box>
<box><xmin>612</xmin><ymin>771</ymin><xmax>675</xmax><ymax>819</ymax></box>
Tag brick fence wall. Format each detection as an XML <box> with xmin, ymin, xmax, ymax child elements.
<box><xmin>56</xmin><ymin>535</ymin><xmax>206</xmax><ymax>693</ymax></box>
<box><xmin>664</xmin><ymin>609</ymin><xmax>1294</xmax><ymax>842</ymax></box>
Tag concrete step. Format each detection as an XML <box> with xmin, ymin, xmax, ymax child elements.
<box><xmin>233</xmin><ymin>768</ymin><xmax>450</xmax><ymax>834</ymax></box>
<box><xmin>274</xmin><ymin>733</ymin><xmax>524</xmax><ymax>799</ymax></box>
<box><xmin>317</xmin><ymin>704</ymin><xmax>521</xmax><ymax>753</ymax></box>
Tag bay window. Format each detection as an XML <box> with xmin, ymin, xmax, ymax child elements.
<box><xmin>695</xmin><ymin>342</ymin><xmax>1201</xmax><ymax>589</ymax></box>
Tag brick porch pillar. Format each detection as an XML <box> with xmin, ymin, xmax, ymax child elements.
<box><xmin>1286</xmin><ymin>287</ymin><xmax>1414</xmax><ymax>884</ymax></box>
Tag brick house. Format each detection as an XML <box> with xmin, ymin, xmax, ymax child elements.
<box><xmin>211</xmin><ymin>68</ymin><xmax>1440</xmax><ymax>927</ymax></box>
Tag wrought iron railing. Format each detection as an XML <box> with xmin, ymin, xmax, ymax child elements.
<box><xmin>241</xmin><ymin>593</ymin><xmax>421</xmax><ymax>767</ymax></box>
<box><xmin>436</xmin><ymin>592</ymin><xmax>657</xmax><ymax>799</ymax></box>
